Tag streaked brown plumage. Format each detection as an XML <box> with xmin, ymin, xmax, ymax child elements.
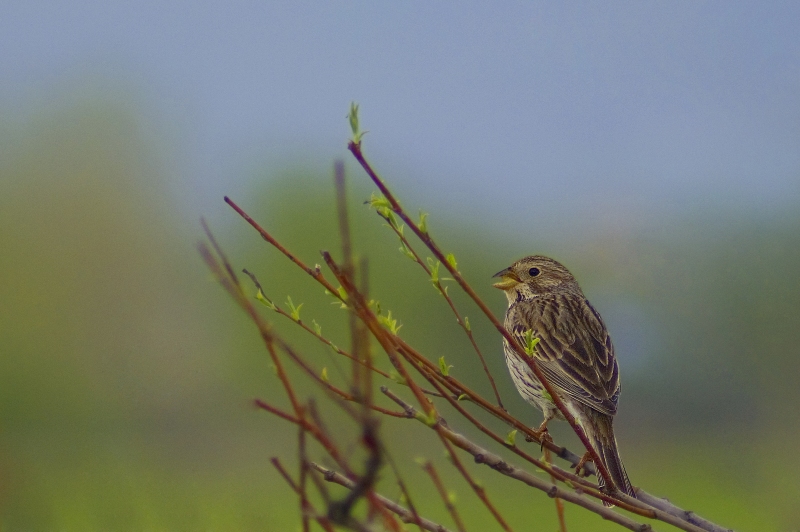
<box><xmin>493</xmin><ymin>255</ymin><xmax>634</xmax><ymax>499</ymax></box>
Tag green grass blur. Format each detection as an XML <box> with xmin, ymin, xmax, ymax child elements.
<box><xmin>1</xmin><ymin>100</ymin><xmax>798</xmax><ymax>530</ymax></box>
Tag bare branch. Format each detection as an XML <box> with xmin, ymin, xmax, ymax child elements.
<box><xmin>380</xmin><ymin>387</ymin><xmax>714</xmax><ymax>532</ymax></box>
<box><xmin>270</xmin><ymin>458</ymin><xmax>337</xmax><ymax>532</ymax></box>
<box><xmin>311</xmin><ymin>462</ymin><xmax>454</xmax><ymax>532</ymax></box>
<box><xmin>348</xmin><ymin>141</ymin><xmax>617</xmax><ymax>491</ymax></box>
<box><xmin>372</xmin><ymin>207</ymin><xmax>505</xmax><ymax>410</ymax></box>
<box><xmin>212</xmin><ymin>151</ymin><xmax>737</xmax><ymax>532</ymax></box>
<box><xmin>422</xmin><ymin>461</ymin><xmax>468</xmax><ymax>532</ymax></box>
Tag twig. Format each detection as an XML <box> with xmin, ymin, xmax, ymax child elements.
<box><xmin>198</xmin><ymin>226</ymin><xmax>302</xmax><ymax>416</ymax></box>
<box><xmin>322</xmin><ymin>250</ymin><xmax>437</xmax><ymax>419</ymax></box>
<box><xmin>377</xmin><ymin>387</ymin><xmax>514</xmax><ymax>532</ymax></box>
<box><xmin>243</xmin><ymin>267</ymin><xmax>393</xmax><ymax>380</ymax></box>
<box><xmin>382</xmin><ymin>446</ymin><xmax>427</xmax><ymax>532</ymax></box>
<box><xmin>224</xmin><ymin>196</ymin><xmax>341</xmax><ymax>296</ymax></box>
<box><xmin>374</xmin><ymin>208</ymin><xmax>505</xmax><ymax>410</ymax></box>
<box><xmin>633</xmin><ymin>493</ymin><xmax>734</xmax><ymax>532</ymax></box>
<box><xmin>440</xmin><ymin>435</ymin><xmax>514</xmax><ymax>532</ymax></box>
<box><xmin>348</xmin><ymin>142</ymin><xmax>617</xmax><ymax>491</ymax></box>
<box><xmin>254</xmin><ymin>399</ymin><xmax>351</xmax><ymax>476</ymax></box>
<box><xmin>334</xmin><ymin>161</ymin><xmax>364</xmax><ymax>395</ymax></box>
<box><xmin>257</xmin><ymin>399</ymin><xmax>402</xmax><ymax>532</ymax></box>
<box><xmin>219</xmin><ymin>191</ymin><xmax>734</xmax><ymax>532</ymax></box>
<box><xmin>380</xmin><ymin>387</ymin><xmax>715</xmax><ymax>532</ymax></box>
<box><xmin>418</xmin><ymin>368</ymin><xmax>608</xmax><ymax>502</ymax></box>
<box><xmin>271</xmin><ymin>458</ymin><xmax>336</xmax><ymax>532</ymax></box>
<box><xmin>277</xmin><ymin>337</ymin><xmax>410</xmax><ymax>419</ymax></box>
<box><xmin>243</xmin><ymin>266</ymin><xmax>447</xmax><ymax>400</ymax></box>
<box><xmin>298</xmin><ymin>418</ymin><xmax>311</xmax><ymax>532</ymax></box>
<box><xmin>311</xmin><ymin>463</ymin><xmax>454</xmax><ymax>532</ymax></box>
<box><xmin>544</xmin><ymin>446</ymin><xmax>568</xmax><ymax>532</ymax></box>
<box><xmin>422</xmin><ymin>461</ymin><xmax>468</xmax><ymax>532</ymax></box>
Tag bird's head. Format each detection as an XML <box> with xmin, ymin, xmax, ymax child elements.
<box><xmin>492</xmin><ymin>255</ymin><xmax>581</xmax><ymax>304</ymax></box>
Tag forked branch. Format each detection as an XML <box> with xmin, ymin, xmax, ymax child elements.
<box><xmin>202</xmin><ymin>114</ymin><xmax>735</xmax><ymax>532</ymax></box>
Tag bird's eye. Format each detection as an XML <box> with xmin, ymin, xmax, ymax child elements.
<box><xmin>528</xmin><ymin>267</ymin><xmax>540</xmax><ymax>277</ymax></box>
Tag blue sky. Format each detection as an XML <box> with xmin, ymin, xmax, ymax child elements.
<box><xmin>2</xmin><ymin>2</ymin><xmax>798</xmax><ymax>233</ymax></box>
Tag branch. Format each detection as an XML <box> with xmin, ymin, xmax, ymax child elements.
<box><xmin>311</xmin><ymin>462</ymin><xmax>454</xmax><ymax>532</ymax></box>
<box><xmin>381</xmin><ymin>387</ymin><xmax>714</xmax><ymax>532</ymax></box>
<box><xmin>421</xmin><ymin>461</ymin><xmax>468</xmax><ymax>532</ymax></box>
<box><xmin>217</xmin><ymin>176</ymin><xmax>736</xmax><ymax>532</ymax></box>
<box><xmin>371</xmin><ymin>205</ymin><xmax>504</xmax><ymax>409</ymax></box>
<box><xmin>348</xmin><ymin>142</ymin><xmax>616</xmax><ymax>491</ymax></box>
<box><xmin>270</xmin><ymin>457</ymin><xmax>337</xmax><ymax>532</ymax></box>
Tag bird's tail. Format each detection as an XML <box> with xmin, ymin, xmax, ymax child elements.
<box><xmin>586</xmin><ymin>411</ymin><xmax>634</xmax><ymax>506</ymax></box>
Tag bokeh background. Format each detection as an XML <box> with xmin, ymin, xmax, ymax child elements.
<box><xmin>2</xmin><ymin>2</ymin><xmax>799</xmax><ymax>530</ymax></box>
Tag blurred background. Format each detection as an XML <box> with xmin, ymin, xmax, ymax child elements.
<box><xmin>1</xmin><ymin>2</ymin><xmax>799</xmax><ymax>530</ymax></box>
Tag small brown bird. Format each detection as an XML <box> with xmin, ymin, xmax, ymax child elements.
<box><xmin>493</xmin><ymin>255</ymin><xmax>634</xmax><ymax>499</ymax></box>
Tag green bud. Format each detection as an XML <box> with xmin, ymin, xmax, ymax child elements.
<box><xmin>348</xmin><ymin>102</ymin><xmax>359</xmax><ymax>135</ymax></box>
<box><xmin>399</xmin><ymin>241</ymin><xmax>416</xmax><ymax>260</ymax></box>
<box><xmin>286</xmin><ymin>296</ymin><xmax>303</xmax><ymax>322</ymax></box>
<box><xmin>438</xmin><ymin>356</ymin><xmax>453</xmax><ymax>377</ymax></box>
<box><xmin>445</xmin><ymin>253</ymin><xmax>458</xmax><ymax>271</ymax></box>
<box><xmin>427</xmin><ymin>258</ymin><xmax>440</xmax><ymax>285</ymax></box>
<box><xmin>389</xmin><ymin>370</ymin><xmax>407</xmax><ymax>385</ymax></box>
<box><xmin>332</xmin><ymin>286</ymin><xmax>348</xmax><ymax>309</ymax></box>
<box><xmin>414</xmin><ymin>410</ymin><xmax>438</xmax><ymax>427</ymax></box>
<box><xmin>348</xmin><ymin>102</ymin><xmax>366</xmax><ymax>143</ymax></box>
<box><xmin>418</xmin><ymin>211</ymin><xmax>429</xmax><ymax>234</ymax></box>
<box><xmin>255</xmin><ymin>288</ymin><xmax>277</xmax><ymax>311</ymax></box>
<box><xmin>523</xmin><ymin>329</ymin><xmax>540</xmax><ymax>357</ymax></box>
<box><xmin>378</xmin><ymin>310</ymin><xmax>402</xmax><ymax>334</ymax></box>
<box><xmin>367</xmin><ymin>192</ymin><xmax>392</xmax><ymax>211</ymax></box>
<box><xmin>505</xmin><ymin>429</ymin><xmax>518</xmax><ymax>446</ymax></box>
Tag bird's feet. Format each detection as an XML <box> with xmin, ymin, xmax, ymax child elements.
<box><xmin>524</xmin><ymin>423</ymin><xmax>553</xmax><ymax>449</ymax></box>
<box><xmin>573</xmin><ymin>451</ymin><xmax>593</xmax><ymax>478</ymax></box>
<box><xmin>536</xmin><ymin>418</ymin><xmax>554</xmax><ymax>449</ymax></box>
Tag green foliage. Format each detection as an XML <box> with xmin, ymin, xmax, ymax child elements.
<box><xmin>254</xmin><ymin>287</ymin><xmax>277</xmax><ymax>311</ymax></box>
<box><xmin>378</xmin><ymin>309</ymin><xmax>402</xmax><ymax>334</ymax></box>
<box><xmin>418</xmin><ymin>210</ymin><xmax>429</xmax><ymax>234</ymax></box>
<box><xmin>414</xmin><ymin>409</ymin><xmax>438</xmax><ymax>427</ymax></box>
<box><xmin>389</xmin><ymin>370</ymin><xmax>407</xmax><ymax>385</ymax></box>
<box><xmin>285</xmin><ymin>296</ymin><xmax>303</xmax><ymax>322</ymax></box>
<box><xmin>398</xmin><ymin>239</ymin><xmax>416</xmax><ymax>261</ymax></box>
<box><xmin>438</xmin><ymin>356</ymin><xmax>453</xmax><ymax>377</ymax></box>
<box><xmin>505</xmin><ymin>429</ymin><xmax>518</xmax><ymax>446</ymax></box>
<box><xmin>348</xmin><ymin>101</ymin><xmax>367</xmax><ymax>144</ymax></box>
<box><xmin>522</xmin><ymin>329</ymin><xmax>540</xmax><ymax>357</ymax></box>
<box><xmin>427</xmin><ymin>257</ymin><xmax>440</xmax><ymax>285</ymax></box>
<box><xmin>445</xmin><ymin>252</ymin><xmax>458</xmax><ymax>272</ymax></box>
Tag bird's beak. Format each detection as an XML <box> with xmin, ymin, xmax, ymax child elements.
<box><xmin>492</xmin><ymin>267</ymin><xmax>521</xmax><ymax>290</ymax></box>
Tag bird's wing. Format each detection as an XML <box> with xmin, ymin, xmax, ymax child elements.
<box><xmin>508</xmin><ymin>296</ymin><xmax>620</xmax><ymax>416</ymax></box>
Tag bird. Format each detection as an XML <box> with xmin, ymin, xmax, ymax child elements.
<box><xmin>493</xmin><ymin>255</ymin><xmax>634</xmax><ymax>500</ymax></box>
